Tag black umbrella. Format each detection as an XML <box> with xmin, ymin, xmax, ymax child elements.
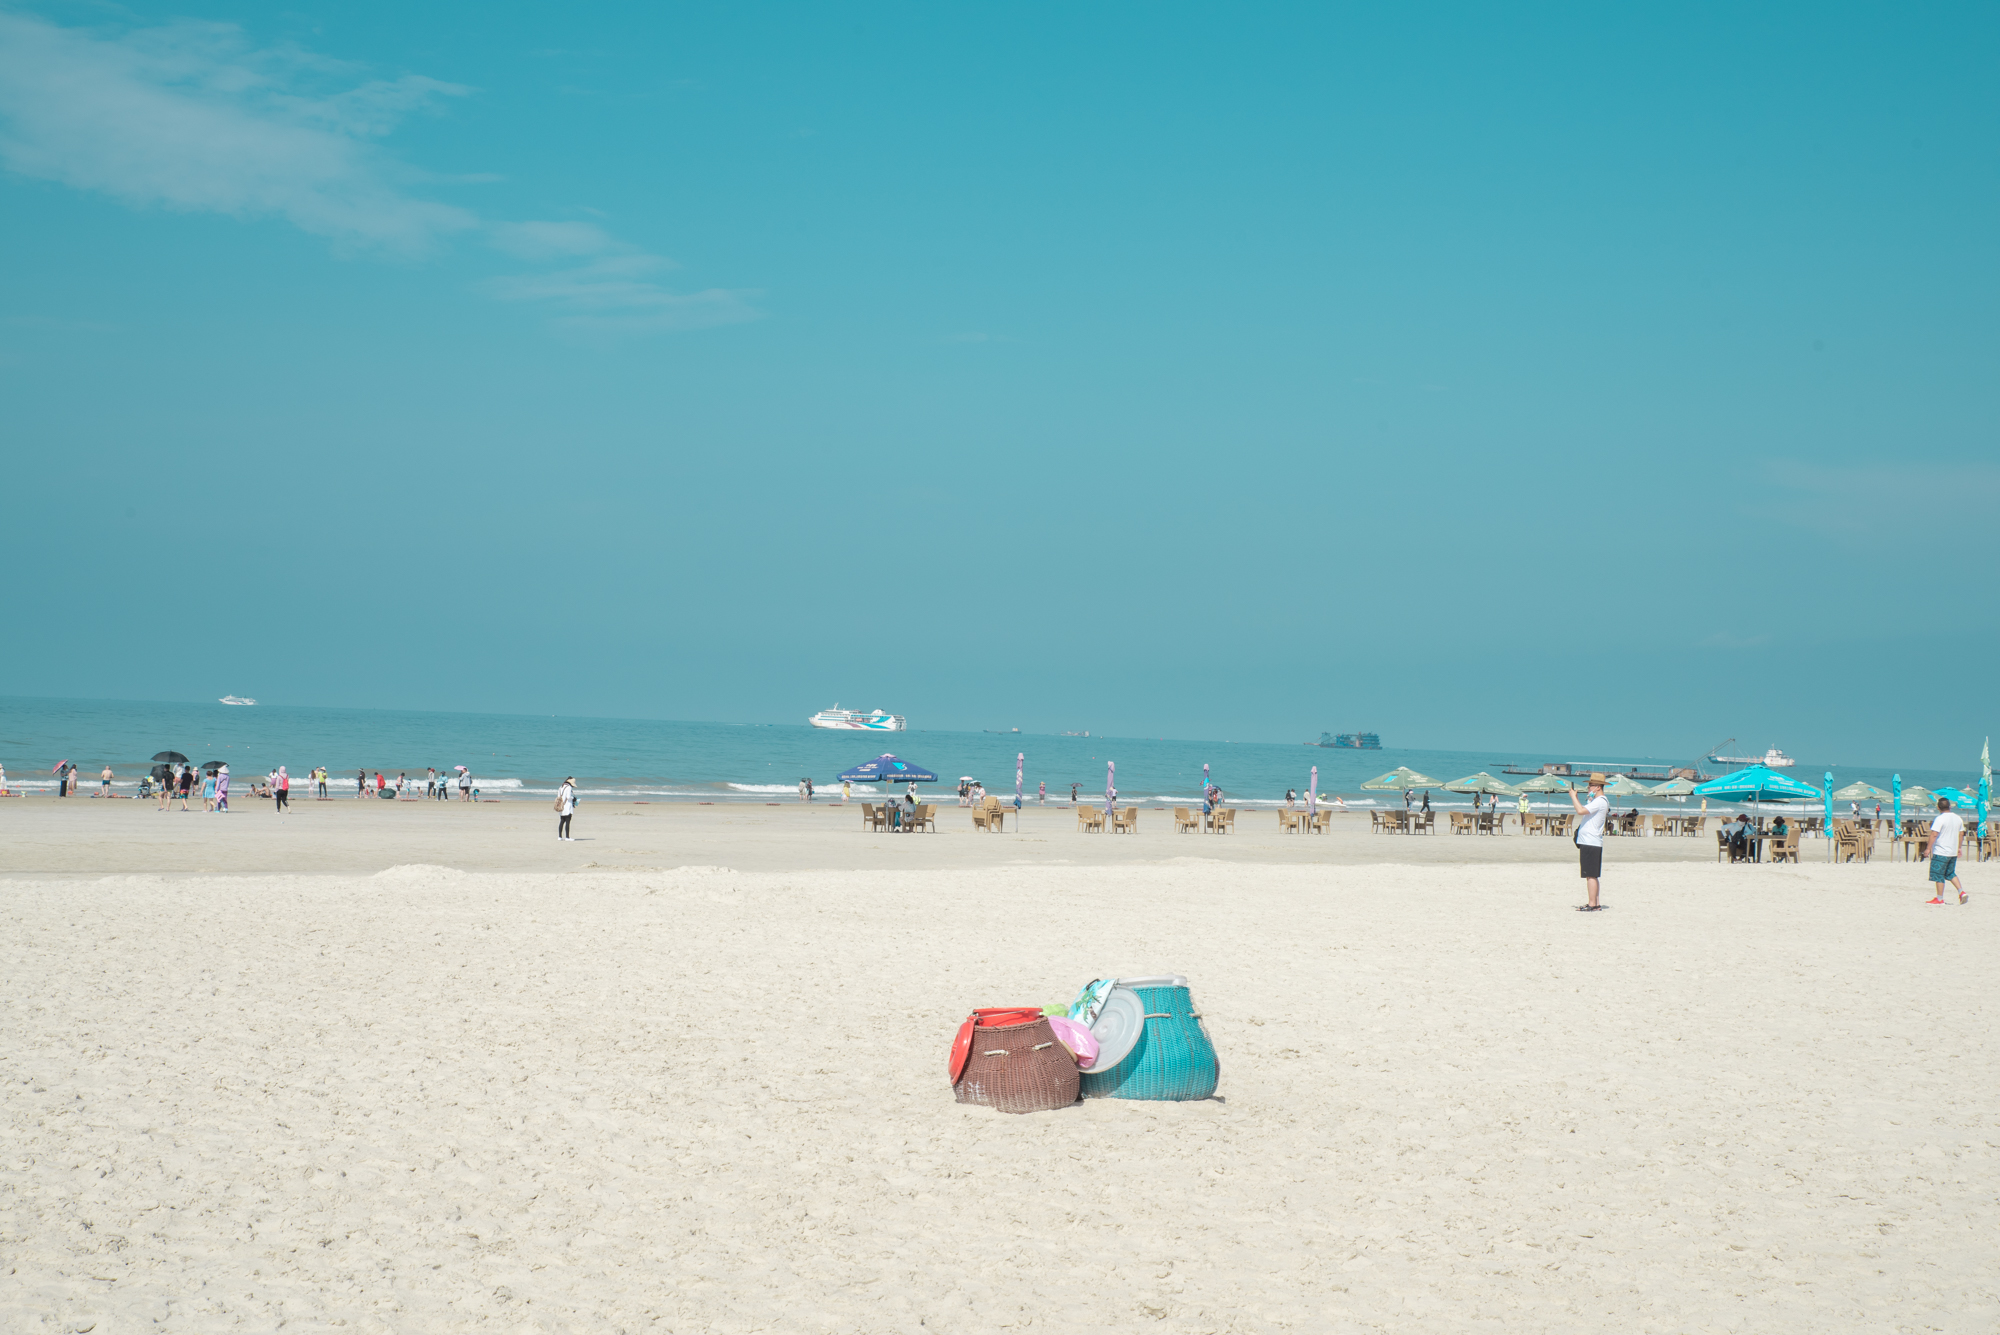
<box><xmin>152</xmin><ymin>750</ymin><xmax>189</xmax><ymax>765</ymax></box>
<box><xmin>200</xmin><ymin>761</ymin><xmax>224</xmax><ymax>774</ymax></box>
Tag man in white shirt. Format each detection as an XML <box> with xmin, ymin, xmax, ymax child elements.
<box><xmin>1924</xmin><ymin>797</ymin><xmax>1968</xmax><ymax>905</ymax></box>
<box><xmin>1568</xmin><ymin>773</ymin><xmax>1610</xmax><ymax>910</ymax></box>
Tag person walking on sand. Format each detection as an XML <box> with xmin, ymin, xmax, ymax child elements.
<box><xmin>202</xmin><ymin>767</ymin><xmax>216</xmax><ymax>811</ymax></box>
<box><xmin>1071</xmin><ymin>783</ymin><xmax>1080</xmax><ymax>805</ymax></box>
<box><xmin>356</xmin><ymin>769</ymin><xmax>367</xmax><ymax>798</ymax></box>
<box><xmin>458</xmin><ymin>769</ymin><xmax>472</xmax><ymax>801</ymax></box>
<box><xmin>155</xmin><ymin>769</ymin><xmax>172</xmax><ymax>811</ymax></box>
<box><xmin>214</xmin><ymin>764</ymin><xmax>230</xmax><ymax>813</ymax></box>
<box><xmin>1570</xmin><ymin>773</ymin><xmax>1610</xmax><ymax>910</ymax></box>
<box><xmin>841</xmin><ymin>779</ymin><xmax>851</xmax><ymax>804</ymax></box>
<box><xmin>177</xmin><ymin>765</ymin><xmax>194</xmax><ymax>810</ymax></box>
<box><xmin>275</xmin><ymin>766</ymin><xmax>290</xmax><ymax>812</ymax></box>
<box><xmin>1039</xmin><ymin>780</ymin><xmax>1046</xmax><ymax>805</ymax></box>
<box><xmin>556</xmin><ymin>776</ymin><xmax>576</xmax><ymax>840</ymax></box>
<box><xmin>1517</xmin><ymin>790</ymin><xmax>1530</xmax><ymax>828</ymax></box>
<box><xmin>1924</xmin><ymin>796</ymin><xmax>1969</xmax><ymax>905</ymax></box>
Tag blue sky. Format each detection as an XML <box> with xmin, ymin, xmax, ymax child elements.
<box><xmin>2</xmin><ymin>2</ymin><xmax>1995</xmax><ymax>766</ymax></box>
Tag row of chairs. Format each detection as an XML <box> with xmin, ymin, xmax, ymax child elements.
<box><xmin>1371</xmin><ymin>810</ymin><xmax>1435</xmax><ymax>834</ymax></box>
<box><xmin>1279</xmin><ymin>809</ymin><xmax>1333</xmax><ymax>833</ymax></box>
<box><xmin>860</xmin><ymin>802</ymin><xmax>935</xmax><ymax>832</ymax></box>
<box><xmin>1171</xmin><ymin>807</ymin><xmax>1235</xmax><ymax>833</ymax></box>
<box><xmin>1078</xmin><ymin>806</ymin><xmax>1140</xmax><ymax>833</ymax></box>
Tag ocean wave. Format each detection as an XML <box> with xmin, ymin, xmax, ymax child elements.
<box><xmin>725</xmin><ymin>782</ymin><xmax>816</xmax><ymax>794</ymax></box>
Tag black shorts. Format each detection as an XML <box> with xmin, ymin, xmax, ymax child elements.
<box><xmin>1577</xmin><ymin>842</ymin><xmax>1603</xmax><ymax>879</ymax></box>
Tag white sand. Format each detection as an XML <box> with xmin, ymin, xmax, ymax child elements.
<box><xmin>3</xmin><ymin>841</ymin><xmax>1996</xmax><ymax>1330</ymax></box>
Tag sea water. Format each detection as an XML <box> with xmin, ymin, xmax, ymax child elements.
<box><xmin>0</xmin><ymin>695</ymin><xmax>1980</xmax><ymax>810</ymax></box>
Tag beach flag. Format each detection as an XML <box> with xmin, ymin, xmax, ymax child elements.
<box><xmin>1980</xmin><ymin>738</ymin><xmax>1990</xmax><ymax>837</ymax></box>
<box><xmin>1105</xmin><ymin>761</ymin><xmax>1116</xmax><ymax>818</ymax></box>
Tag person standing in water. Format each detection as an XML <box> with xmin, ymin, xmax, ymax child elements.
<box><xmin>1569</xmin><ymin>773</ymin><xmax>1609</xmax><ymax>910</ymax></box>
<box><xmin>99</xmin><ymin>765</ymin><xmax>113</xmax><ymax>797</ymax></box>
<box><xmin>556</xmin><ymin>776</ymin><xmax>576</xmax><ymax>840</ymax></box>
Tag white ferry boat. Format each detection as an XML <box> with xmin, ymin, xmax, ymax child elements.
<box><xmin>808</xmin><ymin>705</ymin><xmax>905</xmax><ymax>731</ymax></box>
<box><xmin>218</xmin><ymin>695</ymin><xmax>257</xmax><ymax>706</ymax></box>
<box><xmin>1709</xmin><ymin>746</ymin><xmax>1795</xmax><ymax>769</ymax></box>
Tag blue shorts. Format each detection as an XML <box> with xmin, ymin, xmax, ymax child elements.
<box><xmin>1929</xmin><ymin>854</ymin><xmax>1958</xmax><ymax>882</ymax></box>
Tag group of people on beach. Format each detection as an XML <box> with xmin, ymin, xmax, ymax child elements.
<box><xmin>347</xmin><ymin>768</ymin><xmax>476</xmax><ymax>800</ymax></box>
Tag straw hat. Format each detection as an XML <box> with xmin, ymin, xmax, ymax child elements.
<box><xmin>1587</xmin><ymin>772</ymin><xmax>1608</xmax><ymax>786</ymax></box>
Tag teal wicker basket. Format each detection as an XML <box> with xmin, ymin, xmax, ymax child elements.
<box><xmin>1078</xmin><ymin>984</ymin><xmax>1219</xmax><ymax>1101</ymax></box>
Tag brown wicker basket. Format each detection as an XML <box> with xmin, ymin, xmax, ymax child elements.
<box><xmin>953</xmin><ymin>1016</ymin><xmax>1080</xmax><ymax>1114</ymax></box>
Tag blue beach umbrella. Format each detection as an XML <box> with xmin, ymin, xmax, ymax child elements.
<box><xmin>836</xmin><ymin>754</ymin><xmax>938</xmax><ymax>784</ymax></box>
<box><xmin>1690</xmin><ymin>765</ymin><xmax>1826</xmax><ymax>813</ymax></box>
<box><xmin>1823</xmin><ymin>771</ymin><xmax>1834</xmax><ymax>862</ymax></box>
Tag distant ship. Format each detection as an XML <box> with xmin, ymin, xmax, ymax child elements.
<box><xmin>1312</xmin><ymin>732</ymin><xmax>1381</xmax><ymax>749</ymax></box>
<box><xmin>1709</xmin><ymin>746</ymin><xmax>1795</xmax><ymax>769</ymax></box>
<box><xmin>218</xmin><ymin>696</ymin><xmax>257</xmax><ymax>706</ymax></box>
<box><xmin>808</xmin><ymin>705</ymin><xmax>905</xmax><ymax>731</ymax></box>
<box><xmin>1061</xmin><ymin>730</ymin><xmax>1090</xmax><ymax>738</ymax></box>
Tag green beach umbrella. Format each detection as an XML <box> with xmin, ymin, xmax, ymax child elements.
<box><xmin>1829</xmin><ymin>781</ymin><xmax>1892</xmax><ymax>803</ymax></box>
<box><xmin>1513</xmin><ymin>773</ymin><xmax>1576</xmax><ymax>793</ymax></box>
<box><xmin>1897</xmin><ymin>785</ymin><xmax>1934</xmax><ymax>810</ymax></box>
<box><xmin>1601</xmin><ymin>775</ymin><xmax>1652</xmax><ymax>797</ymax></box>
<box><xmin>1649</xmin><ymin>777</ymin><xmax>1700</xmax><ymax>796</ymax></box>
<box><xmin>1360</xmin><ymin>766</ymin><xmax>1444</xmax><ymax>791</ymax></box>
<box><xmin>1442</xmin><ymin>771</ymin><xmax>1522</xmax><ymax>795</ymax></box>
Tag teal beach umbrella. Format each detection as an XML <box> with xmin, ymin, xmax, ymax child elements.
<box><xmin>1893</xmin><ymin>773</ymin><xmax>1901</xmax><ymax>829</ymax></box>
<box><xmin>1823</xmin><ymin>771</ymin><xmax>1834</xmax><ymax>862</ymax></box>
<box><xmin>1690</xmin><ymin>765</ymin><xmax>1826</xmax><ymax>805</ymax></box>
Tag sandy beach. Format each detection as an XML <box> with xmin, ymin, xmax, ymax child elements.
<box><xmin>3</xmin><ymin>798</ymin><xmax>1995</xmax><ymax>1332</ymax></box>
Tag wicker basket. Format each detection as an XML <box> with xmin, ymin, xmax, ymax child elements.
<box><xmin>1079</xmin><ymin>984</ymin><xmax>1219</xmax><ymax>1101</ymax></box>
<box><xmin>954</xmin><ymin>1015</ymin><xmax>1080</xmax><ymax>1114</ymax></box>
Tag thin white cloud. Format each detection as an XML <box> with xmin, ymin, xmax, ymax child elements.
<box><xmin>1760</xmin><ymin>459</ymin><xmax>2000</xmax><ymax>542</ymax></box>
<box><xmin>0</xmin><ymin>11</ymin><xmax>757</xmax><ymax>332</ymax></box>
